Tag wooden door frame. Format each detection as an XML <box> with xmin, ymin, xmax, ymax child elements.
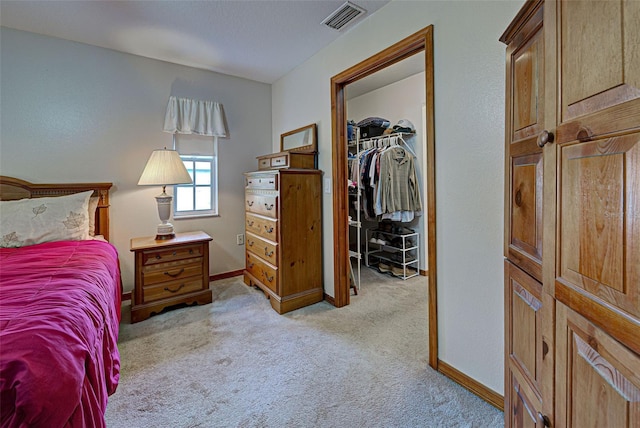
<box><xmin>330</xmin><ymin>26</ymin><xmax>438</xmax><ymax>369</ymax></box>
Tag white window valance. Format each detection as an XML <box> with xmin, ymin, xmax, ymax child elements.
<box><xmin>163</xmin><ymin>96</ymin><xmax>228</xmax><ymax>137</ymax></box>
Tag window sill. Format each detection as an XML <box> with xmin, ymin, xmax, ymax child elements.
<box><xmin>174</xmin><ymin>213</ymin><xmax>219</xmax><ymax>220</ymax></box>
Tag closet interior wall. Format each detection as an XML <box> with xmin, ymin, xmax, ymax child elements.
<box><xmin>346</xmin><ymin>72</ymin><xmax>427</xmax><ymax>282</ymax></box>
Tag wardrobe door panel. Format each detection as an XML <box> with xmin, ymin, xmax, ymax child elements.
<box><xmin>555</xmin><ymin>0</ymin><xmax>640</xmax><ymax>143</ymax></box>
<box><xmin>509</xmin><ymin>149</ymin><xmax>543</xmax><ymax>281</ymax></box>
<box><xmin>556</xmin><ymin>302</ymin><xmax>640</xmax><ymax>428</ymax></box>
<box><xmin>556</xmin><ymin>132</ymin><xmax>640</xmax><ymax>324</ymax></box>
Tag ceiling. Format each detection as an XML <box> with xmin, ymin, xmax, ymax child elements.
<box><xmin>0</xmin><ymin>0</ymin><xmax>390</xmax><ymax>84</ymax></box>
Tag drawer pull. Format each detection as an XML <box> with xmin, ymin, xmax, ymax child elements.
<box><xmin>247</xmin><ymin>220</ymin><xmax>255</xmax><ymax>226</ymax></box>
<box><xmin>247</xmin><ymin>200</ymin><xmax>254</xmax><ymax>207</ymax></box>
<box><xmin>155</xmin><ymin>254</ymin><xmax>162</xmax><ymax>260</ymax></box>
<box><xmin>248</xmin><ymin>240</ymin><xmax>254</xmax><ymax>247</ymax></box>
<box><xmin>164</xmin><ymin>268</ymin><xmax>185</xmax><ymax>278</ymax></box>
<box><xmin>172</xmin><ymin>251</ymin><xmax>177</xmax><ymax>256</ymax></box>
<box><xmin>266</xmin><ymin>275</ymin><xmax>274</xmax><ymax>282</ymax></box>
<box><xmin>164</xmin><ymin>284</ymin><xmax>185</xmax><ymax>294</ymax></box>
<box><xmin>265</xmin><ymin>248</ymin><xmax>274</xmax><ymax>257</ymax></box>
<box><xmin>247</xmin><ymin>262</ymin><xmax>255</xmax><ymax>269</ymax></box>
<box><xmin>265</xmin><ymin>203</ymin><xmax>274</xmax><ymax>210</ymax></box>
<box><xmin>269</xmin><ymin>180</ymin><xmax>274</xmax><ymax>184</ymax></box>
<box><xmin>265</xmin><ymin>226</ymin><xmax>274</xmax><ymax>233</ymax></box>
<box><xmin>189</xmin><ymin>249</ymin><xmax>194</xmax><ymax>254</ymax></box>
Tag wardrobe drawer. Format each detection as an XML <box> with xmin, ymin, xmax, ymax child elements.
<box><xmin>246</xmin><ymin>174</ymin><xmax>277</xmax><ymax>190</ymax></box>
<box><xmin>245</xmin><ymin>193</ymin><xmax>278</xmax><ymax>218</ymax></box>
<box><xmin>246</xmin><ymin>251</ymin><xmax>278</xmax><ymax>293</ymax></box>
<box><xmin>246</xmin><ymin>232</ymin><xmax>278</xmax><ymax>266</ymax></box>
<box><xmin>245</xmin><ymin>213</ymin><xmax>278</xmax><ymax>241</ymax></box>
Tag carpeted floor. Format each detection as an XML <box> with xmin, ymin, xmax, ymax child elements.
<box><xmin>105</xmin><ymin>267</ymin><xmax>503</xmax><ymax>427</ymax></box>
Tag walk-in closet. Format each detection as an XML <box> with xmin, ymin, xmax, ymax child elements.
<box><xmin>345</xmin><ymin>53</ymin><xmax>427</xmax><ymax>293</ymax></box>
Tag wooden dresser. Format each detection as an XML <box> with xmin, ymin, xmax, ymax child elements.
<box><xmin>130</xmin><ymin>231</ymin><xmax>212</xmax><ymax>323</ymax></box>
<box><xmin>243</xmin><ymin>169</ymin><xmax>323</xmax><ymax>314</ymax></box>
<box><xmin>501</xmin><ymin>1</ymin><xmax>640</xmax><ymax>427</ymax></box>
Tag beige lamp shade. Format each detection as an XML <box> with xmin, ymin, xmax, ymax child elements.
<box><xmin>138</xmin><ymin>148</ymin><xmax>192</xmax><ymax>240</ymax></box>
<box><xmin>138</xmin><ymin>148</ymin><xmax>193</xmax><ymax>186</ymax></box>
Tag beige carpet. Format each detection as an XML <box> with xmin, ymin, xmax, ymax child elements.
<box><xmin>105</xmin><ymin>267</ymin><xmax>503</xmax><ymax>427</ymax></box>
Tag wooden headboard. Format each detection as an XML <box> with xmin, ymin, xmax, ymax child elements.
<box><xmin>0</xmin><ymin>176</ymin><xmax>113</xmax><ymax>241</ymax></box>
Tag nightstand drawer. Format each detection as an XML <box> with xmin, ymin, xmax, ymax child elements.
<box><xmin>246</xmin><ymin>213</ymin><xmax>278</xmax><ymax>241</ymax></box>
<box><xmin>142</xmin><ymin>261</ymin><xmax>203</xmax><ymax>286</ymax></box>
<box><xmin>246</xmin><ymin>232</ymin><xmax>278</xmax><ymax>265</ymax></box>
<box><xmin>142</xmin><ymin>244</ymin><xmax>203</xmax><ymax>266</ymax></box>
<box><xmin>245</xmin><ymin>194</ymin><xmax>277</xmax><ymax>218</ymax></box>
<box><xmin>142</xmin><ymin>277</ymin><xmax>204</xmax><ymax>303</ymax></box>
<box><xmin>246</xmin><ymin>252</ymin><xmax>278</xmax><ymax>293</ymax></box>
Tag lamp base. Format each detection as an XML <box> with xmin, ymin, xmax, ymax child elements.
<box><xmin>155</xmin><ymin>233</ymin><xmax>175</xmax><ymax>241</ymax></box>
<box><xmin>155</xmin><ymin>222</ymin><xmax>175</xmax><ymax>241</ymax></box>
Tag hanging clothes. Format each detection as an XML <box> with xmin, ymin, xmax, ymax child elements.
<box><xmin>349</xmin><ymin>136</ymin><xmax>421</xmax><ymax>221</ymax></box>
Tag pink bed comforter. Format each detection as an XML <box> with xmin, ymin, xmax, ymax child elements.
<box><xmin>0</xmin><ymin>240</ymin><xmax>121</xmax><ymax>428</ymax></box>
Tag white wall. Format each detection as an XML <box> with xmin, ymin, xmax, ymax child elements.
<box><xmin>272</xmin><ymin>0</ymin><xmax>524</xmax><ymax>395</ymax></box>
<box><xmin>347</xmin><ymin>72</ymin><xmax>427</xmax><ymax>270</ymax></box>
<box><xmin>0</xmin><ymin>27</ymin><xmax>272</xmax><ymax>292</ymax></box>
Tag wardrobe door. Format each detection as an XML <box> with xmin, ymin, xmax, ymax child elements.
<box><xmin>553</xmin><ymin>131</ymin><xmax>640</xmax><ymax>353</ymax></box>
<box><xmin>553</xmin><ymin>0</ymin><xmax>640</xmax><ymax>145</ymax></box>
<box><xmin>505</xmin><ymin>261</ymin><xmax>548</xmax><ymax>428</ymax></box>
<box><xmin>503</xmin><ymin>0</ymin><xmax>545</xmax><ymax>282</ymax></box>
<box><xmin>556</xmin><ymin>302</ymin><xmax>640</xmax><ymax>428</ymax></box>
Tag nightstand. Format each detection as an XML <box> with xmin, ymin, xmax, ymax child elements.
<box><xmin>130</xmin><ymin>231</ymin><xmax>212</xmax><ymax>323</ymax></box>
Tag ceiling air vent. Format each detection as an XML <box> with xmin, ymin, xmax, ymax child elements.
<box><xmin>322</xmin><ymin>1</ymin><xmax>366</xmax><ymax>31</ymax></box>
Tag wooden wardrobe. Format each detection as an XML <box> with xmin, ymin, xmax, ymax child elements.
<box><xmin>501</xmin><ymin>1</ymin><xmax>640</xmax><ymax>427</ymax></box>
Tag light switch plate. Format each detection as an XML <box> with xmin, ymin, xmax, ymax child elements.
<box><xmin>324</xmin><ymin>177</ymin><xmax>331</xmax><ymax>194</ymax></box>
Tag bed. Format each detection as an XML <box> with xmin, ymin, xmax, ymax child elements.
<box><xmin>0</xmin><ymin>176</ymin><xmax>121</xmax><ymax>427</ymax></box>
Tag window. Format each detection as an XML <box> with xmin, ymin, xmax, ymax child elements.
<box><xmin>174</xmin><ymin>153</ymin><xmax>218</xmax><ymax>218</ymax></box>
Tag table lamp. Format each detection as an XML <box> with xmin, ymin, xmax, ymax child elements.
<box><xmin>138</xmin><ymin>148</ymin><xmax>192</xmax><ymax>240</ymax></box>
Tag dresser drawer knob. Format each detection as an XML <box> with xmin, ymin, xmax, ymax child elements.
<box><xmin>247</xmin><ymin>262</ymin><xmax>254</xmax><ymax>269</ymax></box>
<box><xmin>155</xmin><ymin>254</ymin><xmax>161</xmax><ymax>260</ymax></box>
<box><xmin>189</xmin><ymin>249</ymin><xmax>194</xmax><ymax>254</ymax></box>
<box><xmin>269</xmin><ymin>180</ymin><xmax>274</xmax><ymax>184</ymax></box>
<box><xmin>164</xmin><ymin>268</ymin><xmax>185</xmax><ymax>278</ymax></box>
<box><xmin>172</xmin><ymin>251</ymin><xmax>177</xmax><ymax>256</ymax></box>
<box><xmin>265</xmin><ymin>203</ymin><xmax>274</xmax><ymax>210</ymax></box>
<box><xmin>247</xmin><ymin>220</ymin><xmax>255</xmax><ymax>226</ymax></box>
<box><xmin>266</xmin><ymin>275</ymin><xmax>274</xmax><ymax>282</ymax></box>
<box><xmin>265</xmin><ymin>248</ymin><xmax>274</xmax><ymax>257</ymax></box>
<box><xmin>164</xmin><ymin>284</ymin><xmax>185</xmax><ymax>293</ymax></box>
<box><xmin>247</xmin><ymin>200</ymin><xmax>254</xmax><ymax>207</ymax></box>
<box><xmin>248</xmin><ymin>240</ymin><xmax>254</xmax><ymax>247</ymax></box>
<box><xmin>265</xmin><ymin>226</ymin><xmax>274</xmax><ymax>233</ymax></box>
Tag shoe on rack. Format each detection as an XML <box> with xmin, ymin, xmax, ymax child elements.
<box><xmin>390</xmin><ymin>253</ymin><xmax>416</xmax><ymax>263</ymax></box>
<box><xmin>391</xmin><ymin>265</ymin><xmax>417</xmax><ymax>278</ymax></box>
<box><xmin>378</xmin><ymin>262</ymin><xmax>391</xmax><ymax>273</ymax></box>
<box><xmin>376</xmin><ymin>238</ymin><xmax>387</xmax><ymax>245</ymax></box>
<box><xmin>394</xmin><ymin>226</ymin><xmax>415</xmax><ymax>235</ymax></box>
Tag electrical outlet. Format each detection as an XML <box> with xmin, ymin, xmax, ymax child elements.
<box><xmin>236</xmin><ymin>234</ymin><xmax>245</xmax><ymax>245</ymax></box>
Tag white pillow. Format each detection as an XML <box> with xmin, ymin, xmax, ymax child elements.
<box><xmin>0</xmin><ymin>190</ymin><xmax>93</xmax><ymax>248</ymax></box>
<box><xmin>88</xmin><ymin>196</ymin><xmax>99</xmax><ymax>236</ymax></box>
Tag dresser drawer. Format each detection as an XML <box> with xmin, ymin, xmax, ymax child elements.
<box><xmin>246</xmin><ymin>252</ymin><xmax>278</xmax><ymax>293</ymax></box>
<box><xmin>142</xmin><ymin>276</ymin><xmax>204</xmax><ymax>303</ymax></box>
<box><xmin>245</xmin><ymin>213</ymin><xmax>278</xmax><ymax>241</ymax></box>
<box><xmin>270</xmin><ymin>154</ymin><xmax>288</xmax><ymax>168</ymax></box>
<box><xmin>246</xmin><ymin>232</ymin><xmax>278</xmax><ymax>265</ymax></box>
<box><xmin>142</xmin><ymin>260</ymin><xmax>203</xmax><ymax>286</ymax></box>
<box><xmin>258</xmin><ymin>158</ymin><xmax>271</xmax><ymax>170</ymax></box>
<box><xmin>246</xmin><ymin>174</ymin><xmax>277</xmax><ymax>190</ymax></box>
<box><xmin>245</xmin><ymin>193</ymin><xmax>278</xmax><ymax>218</ymax></box>
<box><xmin>142</xmin><ymin>244</ymin><xmax>203</xmax><ymax>266</ymax></box>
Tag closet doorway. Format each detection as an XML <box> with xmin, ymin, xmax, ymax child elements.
<box><xmin>330</xmin><ymin>26</ymin><xmax>437</xmax><ymax>368</ymax></box>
